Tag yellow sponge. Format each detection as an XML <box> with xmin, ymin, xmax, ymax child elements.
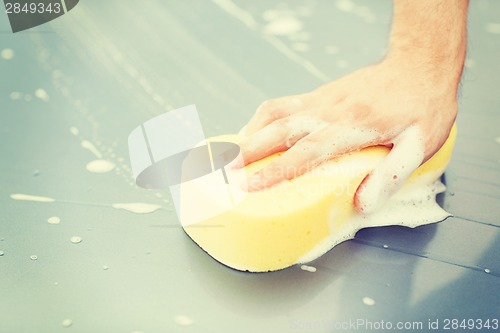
<box><xmin>183</xmin><ymin>125</ymin><xmax>457</xmax><ymax>272</ymax></box>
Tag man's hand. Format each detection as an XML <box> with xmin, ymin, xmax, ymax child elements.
<box><xmin>238</xmin><ymin>0</ymin><xmax>468</xmax><ymax>213</ymax></box>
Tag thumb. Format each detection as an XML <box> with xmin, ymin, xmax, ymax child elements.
<box><xmin>354</xmin><ymin>126</ymin><xmax>425</xmax><ymax>214</ymax></box>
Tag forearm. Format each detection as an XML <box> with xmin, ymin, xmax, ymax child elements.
<box><xmin>388</xmin><ymin>0</ymin><xmax>468</xmax><ymax>86</ymax></box>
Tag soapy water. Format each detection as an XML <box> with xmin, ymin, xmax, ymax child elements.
<box><xmin>10</xmin><ymin>194</ymin><xmax>163</xmax><ymax>215</ymax></box>
<box><xmin>86</xmin><ymin>159</ymin><xmax>116</xmax><ymax>173</ymax></box>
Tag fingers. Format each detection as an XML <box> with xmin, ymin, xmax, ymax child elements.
<box><xmin>239</xmin><ymin>115</ymin><xmax>328</xmax><ymax>166</ymax></box>
<box><xmin>247</xmin><ymin>125</ymin><xmax>381</xmax><ymax>191</ymax></box>
<box><xmin>354</xmin><ymin>126</ymin><xmax>425</xmax><ymax>214</ymax></box>
<box><xmin>245</xmin><ymin>96</ymin><xmax>306</xmax><ymax>135</ymax></box>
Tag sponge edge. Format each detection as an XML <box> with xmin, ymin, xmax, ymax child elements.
<box><xmin>182</xmin><ymin>125</ymin><xmax>457</xmax><ymax>272</ymax></box>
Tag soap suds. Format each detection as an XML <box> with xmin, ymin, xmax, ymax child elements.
<box><xmin>297</xmin><ymin>171</ymin><xmax>450</xmax><ymax>264</ymax></box>
<box><xmin>81</xmin><ymin>140</ymin><xmax>102</xmax><ymax>158</ymax></box>
<box><xmin>47</xmin><ymin>216</ymin><xmax>61</xmax><ymax>225</ymax></box>
<box><xmin>362</xmin><ymin>297</ymin><xmax>376</xmax><ymax>306</ymax></box>
<box><xmin>10</xmin><ymin>194</ymin><xmax>55</xmax><ymax>203</ymax></box>
<box><xmin>300</xmin><ymin>264</ymin><xmax>317</xmax><ymax>272</ymax></box>
<box><xmin>112</xmin><ymin>203</ymin><xmax>162</xmax><ymax>214</ymax></box>
<box><xmin>86</xmin><ymin>159</ymin><xmax>115</xmax><ymax>173</ymax></box>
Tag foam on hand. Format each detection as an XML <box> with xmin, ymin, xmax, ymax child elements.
<box><xmin>181</xmin><ymin>126</ymin><xmax>457</xmax><ymax>272</ymax></box>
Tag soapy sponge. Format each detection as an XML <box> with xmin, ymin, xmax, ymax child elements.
<box><xmin>182</xmin><ymin>126</ymin><xmax>457</xmax><ymax>272</ymax></box>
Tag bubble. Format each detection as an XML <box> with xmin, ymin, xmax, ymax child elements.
<box><xmin>103</xmin><ymin>265</ymin><xmax>109</xmax><ymax>270</ymax></box>
<box><xmin>362</xmin><ymin>296</ymin><xmax>376</xmax><ymax>306</ymax></box>
<box><xmin>383</xmin><ymin>244</ymin><xmax>389</xmax><ymax>249</ymax></box>
<box><xmin>484</xmin><ymin>268</ymin><xmax>491</xmax><ymax>274</ymax></box>
<box><xmin>70</xmin><ymin>236</ymin><xmax>82</xmax><ymax>244</ymax></box>
<box><xmin>0</xmin><ymin>251</ymin><xmax>4</xmax><ymax>256</ymax></box>
<box><xmin>30</xmin><ymin>255</ymin><xmax>38</xmax><ymax>261</ymax></box>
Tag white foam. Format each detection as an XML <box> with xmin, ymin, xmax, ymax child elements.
<box><xmin>298</xmin><ymin>170</ymin><xmax>450</xmax><ymax>264</ymax></box>
<box><xmin>112</xmin><ymin>203</ymin><xmax>162</xmax><ymax>214</ymax></box>
<box><xmin>10</xmin><ymin>194</ymin><xmax>55</xmax><ymax>203</ymax></box>
<box><xmin>86</xmin><ymin>159</ymin><xmax>115</xmax><ymax>173</ymax></box>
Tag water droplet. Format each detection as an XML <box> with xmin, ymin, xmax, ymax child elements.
<box><xmin>336</xmin><ymin>60</ymin><xmax>349</xmax><ymax>68</ymax></box>
<box><xmin>62</xmin><ymin>319</ymin><xmax>73</xmax><ymax>327</ymax></box>
<box><xmin>484</xmin><ymin>268</ymin><xmax>491</xmax><ymax>274</ymax></box>
<box><xmin>86</xmin><ymin>159</ymin><xmax>115</xmax><ymax>173</ymax></box>
<box><xmin>103</xmin><ymin>265</ymin><xmax>109</xmax><ymax>270</ymax></box>
<box><xmin>383</xmin><ymin>244</ymin><xmax>389</xmax><ymax>249</ymax></box>
<box><xmin>300</xmin><ymin>264</ymin><xmax>317</xmax><ymax>272</ymax></box>
<box><xmin>69</xmin><ymin>126</ymin><xmax>79</xmax><ymax>136</ymax></box>
<box><xmin>0</xmin><ymin>251</ymin><xmax>4</xmax><ymax>256</ymax></box>
<box><xmin>70</xmin><ymin>236</ymin><xmax>82</xmax><ymax>244</ymax></box>
<box><xmin>362</xmin><ymin>296</ymin><xmax>375</xmax><ymax>306</ymax></box>
<box><xmin>485</xmin><ymin>23</ymin><xmax>500</xmax><ymax>34</ymax></box>
<box><xmin>30</xmin><ymin>255</ymin><xmax>38</xmax><ymax>261</ymax></box>
<box><xmin>1</xmin><ymin>48</ymin><xmax>14</xmax><ymax>60</ymax></box>
<box><xmin>174</xmin><ymin>315</ymin><xmax>194</xmax><ymax>326</ymax></box>
<box><xmin>47</xmin><ymin>216</ymin><xmax>61</xmax><ymax>225</ymax></box>
<box><xmin>35</xmin><ymin>88</ymin><xmax>49</xmax><ymax>102</ymax></box>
